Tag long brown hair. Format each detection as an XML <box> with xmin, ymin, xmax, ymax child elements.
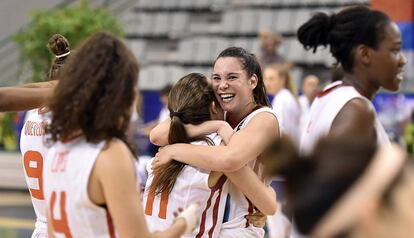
<box><xmin>48</xmin><ymin>32</ymin><xmax>139</xmax><ymax>153</ymax></box>
<box><xmin>47</xmin><ymin>34</ymin><xmax>70</xmax><ymax>80</ymax></box>
<box><xmin>150</xmin><ymin>73</ymin><xmax>217</xmax><ymax>195</ymax></box>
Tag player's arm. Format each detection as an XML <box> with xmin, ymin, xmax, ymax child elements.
<box><xmin>154</xmin><ymin>112</ymin><xmax>279</xmax><ymax>172</ymax></box>
<box><xmin>150</xmin><ymin>120</ymin><xmax>232</xmax><ymax>146</ymax></box>
<box><xmin>95</xmin><ymin>139</ymin><xmax>190</xmax><ymax>238</ymax></box>
<box><xmin>18</xmin><ymin>80</ymin><xmax>57</xmax><ymax>88</ymax></box>
<box><xmin>0</xmin><ymin>87</ymin><xmax>52</xmax><ymax>112</ymax></box>
<box><xmin>329</xmin><ymin>98</ymin><xmax>376</xmax><ymax>144</ymax></box>
<box><xmin>225</xmin><ymin>166</ymin><xmax>277</xmax><ymax>215</ymax></box>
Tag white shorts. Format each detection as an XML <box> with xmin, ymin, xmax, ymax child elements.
<box><xmin>32</xmin><ymin>220</ymin><xmax>48</xmax><ymax>238</ymax></box>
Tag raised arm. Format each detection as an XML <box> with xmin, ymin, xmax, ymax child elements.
<box><xmin>19</xmin><ymin>80</ymin><xmax>57</xmax><ymax>88</ymax></box>
<box><xmin>0</xmin><ymin>87</ymin><xmax>52</xmax><ymax>112</ymax></box>
<box><xmin>154</xmin><ymin>112</ymin><xmax>279</xmax><ymax>172</ymax></box>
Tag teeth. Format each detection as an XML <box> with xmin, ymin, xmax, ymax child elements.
<box><xmin>220</xmin><ymin>94</ymin><xmax>234</xmax><ymax>99</ymax></box>
<box><xmin>220</xmin><ymin>93</ymin><xmax>234</xmax><ymax>102</ymax></box>
<box><xmin>397</xmin><ymin>73</ymin><xmax>404</xmax><ymax>80</ymax></box>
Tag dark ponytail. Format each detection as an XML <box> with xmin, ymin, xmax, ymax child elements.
<box><xmin>297</xmin><ymin>6</ymin><xmax>390</xmax><ymax>72</ymax></box>
<box><xmin>297</xmin><ymin>12</ymin><xmax>333</xmax><ymax>53</ymax></box>
<box><xmin>47</xmin><ymin>34</ymin><xmax>71</xmax><ymax>80</ymax></box>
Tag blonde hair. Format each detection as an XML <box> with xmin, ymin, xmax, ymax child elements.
<box><xmin>266</xmin><ymin>63</ymin><xmax>298</xmax><ymax>100</ymax></box>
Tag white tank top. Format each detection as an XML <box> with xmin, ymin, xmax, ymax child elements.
<box><xmin>43</xmin><ymin>138</ymin><xmax>117</xmax><ymax>238</ymax></box>
<box><xmin>143</xmin><ymin>133</ymin><xmax>228</xmax><ymax>238</ymax></box>
<box><xmin>300</xmin><ymin>81</ymin><xmax>390</xmax><ymax>154</ymax></box>
<box><xmin>272</xmin><ymin>89</ymin><xmax>302</xmax><ymax>146</ymax></box>
<box><xmin>19</xmin><ymin>108</ymin><xmax>51</xmax><ymax>226</ymax></box>
<box><xmin>221</xmin><ymin>107</ymin><xmax>278</xmax><ymax>231</ymax></box>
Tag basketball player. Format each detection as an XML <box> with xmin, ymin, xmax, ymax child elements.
<box><xmin>298</xmin><ymin>6</ymin><xmax>407</xmax><ymax>153</ymax></box>
<box><xmin>19</xmin><ymin>34</ymin><xmax>70</xmax><ymax>238</ymax></box>
<box><xmin>43</xmin><ymin>32</ymin><xmax>197</xmax><ymax>238</ymax></box>
<box><xmin>152</xmin><ymin>47</ymin><xmax>280</xmax><ymax>237</ymax></box>
<box><xmin>145</xmin><ymin>73</ymin><xmax>276</xmax><ymax>237</ymax></box>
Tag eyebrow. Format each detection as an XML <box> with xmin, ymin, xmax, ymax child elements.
<box><xmin>212</xmin><ymin>72</ymin><xmax>241</xmax><ymax>77</ymax></box>
<box><xmin>228</xmin><ymin>72</ymin><xmax>241</xmax><ymax>76</ymax></box>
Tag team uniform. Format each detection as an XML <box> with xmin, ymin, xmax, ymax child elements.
<box><xmin>43</xmin><ymin>138</ymin><xmax>117</xmax><ymax>238</ymax></box>
<box><xmin>272</xmin><ymin>89</ymin><xmax>301</xmax><ymax>146</ymax></box>
<box><xmin>300</xmin><ymin>81</ymin><xmax>390</xmax><ymax>154</ymax></box>
<box><xmin>20</xmin><ymin>108</ymin><xmax>51</xmax><ymax>238</ymax></box>
<box><xmin>143</xmin><ymin>133</ymin><xmax>229</xmax><ymax>238</ymax></box>
<box><xmin>220</xmin><ymin>107</ymin><xmax>278</xmax><ymax>238</ymax></box>
<box><xmin>299</xmin><ymin>94</ymin><xmax>312</xmax><ymax>139</ymax></box>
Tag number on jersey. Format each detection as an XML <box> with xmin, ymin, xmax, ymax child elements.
<box><xmin>50</xmin><ymin>191</ymin><xmax>73</xmax><ymax>238</ymax></box>
<box><xmin>23</xmin><ymin>151</ymin><xmax>44</xmax><ymax>200</ymax></box>
<box><xmin>145</xmin><ymin>189</ymin><xmax>169</xmax><ymax>219</ymax></box>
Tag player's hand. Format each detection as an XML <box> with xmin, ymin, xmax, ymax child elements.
<box><xmin>174</xmin><ymin>203</ymin><xmax>201</xmax><ymax>233</ymax></box>
<box><xmin>246</xmin><ymin>211</ymin><xmax>267</xmax><ymax>228</ymax></box>
<box><xmin>151</xmin><ymin>146</ymin><xmax>173</xmax><ymax>170</ymax></box>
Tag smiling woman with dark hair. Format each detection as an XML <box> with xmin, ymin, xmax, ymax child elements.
<box><xmin>299</xmin><ymin>6</ymin><xmax>407</xmax><ymax>154</ymax></box>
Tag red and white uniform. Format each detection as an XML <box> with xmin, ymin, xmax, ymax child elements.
<box><xmin>220</xmin><ymin>107</ymin><xmax>278</xmax><ymax>238</ymax></box>
<box><xmin>20</xmin><ymin>108</ymin><xmax>50</xmax><ymax>238</ymax></box>
<box><xmin>144</xmin><ymin>133</ymin><xmax>228</xmax><ymax>238</ymax></box>
<box><xmin>43</xmin><ymin>138</ymin><xmax>117</xmax><ymax>238</ymax></box>
<box><xmin>300</xmin><ymin>81</ymin><xmax>390</xmax><ymax>154</ymax></box>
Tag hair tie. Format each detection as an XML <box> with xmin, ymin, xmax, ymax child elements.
<box><xmin>170</xmin><ymin>111</ymin><xmax>182</xmax><ymax>118</ymax></box>
<box><xmin>56</xmin><ymin>51</ymin><xmax>70</xmax><ymax>58</ymax></box>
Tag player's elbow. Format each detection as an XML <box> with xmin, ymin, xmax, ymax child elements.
<box><xmin>220</xmin><ymin>150</ymin><xmax>244</xmax><ymax>172</ymax></box>
<box><xmin>261</xmin><ymin>201</ymin><xmax>277</xmax><ymax>216</ymax></box>
<box><xmin>149</xmin><ymin>131</ymin><xmax>167</xmax><ymax>146</ymax></box>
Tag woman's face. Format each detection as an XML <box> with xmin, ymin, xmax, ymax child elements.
<box><xmin>368</xmin><ymin>22</ymin><xmax>407</xmax><ymax>91</ymax></box>
<box><xmin>211</xmin><ymin>57</ymin><xmax>256</xmax><ymax>115</ymax></box>
<box><xmin>264</xmin><ymin>67</ymin><xmax>284</xmax><ymax>95</ymax></box>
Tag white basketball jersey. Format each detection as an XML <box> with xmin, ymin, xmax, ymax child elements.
<box><xmin>272</xmin><ymin>89</ymin><xmax>302</xmax><ymax>146</ymax></box>
<box><xmin>220</xmin><ymin>107</ymin><xmax>278</xmax><ymax>236</ymax></box>
<box><xmin>143</xmin><ymin>133</ymin><xmax>228</xmax><ymax>238</ymax></box>
<box><xmin>43</xmin><ymin>138</ymin><xmax>117</xmax><ymax>238</ymax></box>
<box><xmin>20</xmin><ymin>108</ymin><xmax>51</xmax><ymax>231</ymax></box>
<box><xmin>300</xmin><ymin>81</ymin><xmax>390</xmax><ymax>154</ymax></box>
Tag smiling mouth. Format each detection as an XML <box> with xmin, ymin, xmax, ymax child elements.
<box><xmin>396</xmin><ymin>72</ymin><xmax>404</xmax><ymax>81</ymax></box>
<box><xmin>220</xmin><ymin>93</ymin><xmax>235</xmax><ymax>102</ymax></box>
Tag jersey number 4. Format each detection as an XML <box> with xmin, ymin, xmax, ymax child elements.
<box><xmin>23</xmin><ymin>151</ymin><xmax>44</xmax><ymax>200</ymax></box>
<box><xmin>50</xmin><ymin>191</ymin><xmax>73</xmax><ymax>238</ymax></box>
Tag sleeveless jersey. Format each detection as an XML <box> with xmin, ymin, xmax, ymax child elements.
<box><xmin>272</xmin><ymin>88</ymin><xmax>302</xmax><ymax>146</ymax></box>
<box><xmin>220</xmin><ymin>107</ymin><xmax>278</xmax><ymax>237</ymax></box>
<box><xmin>300</xmin><ymin>81</ymin><xmax>390</xmax><ymax>154</ymax></box>
<box><xmin>43</xmin><ymin>138</ymin><xmax>117</xmax><ymax>238</ymax></box>
<box><xmin>143</xmin><ymin>133</ymin><xmax>228</xmax><ymax>238</ymax></box>
<box><xmin>20</xmin><ymin>108</ymin><xmax>51</xmax><ymax>234</ymax></box>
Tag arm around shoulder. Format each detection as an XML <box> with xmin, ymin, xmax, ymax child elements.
<box><xmin>156</xmin><ymin>111</ymin><xmax>279</xmax><ymax>172</ymax></box>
